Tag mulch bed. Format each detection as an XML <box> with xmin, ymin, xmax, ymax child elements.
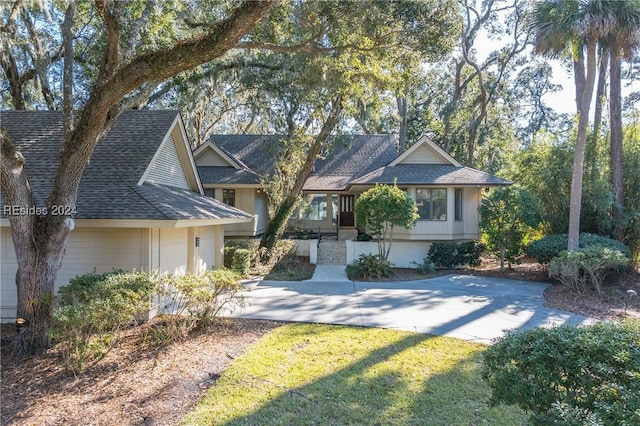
<box><xmin>1</xmin><ymin>255</ymin><xmax>638</xmax><ymax>425</ymax></box>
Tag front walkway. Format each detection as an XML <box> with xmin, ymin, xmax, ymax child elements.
<box><xmin>227</xmin><ymin>273</ymin><xmax>594</xmax><ymax>344</ymax></box>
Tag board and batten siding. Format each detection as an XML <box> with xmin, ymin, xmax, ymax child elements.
<box><xmin>195</xmin><ymin>148</ymin><xmax>234</xmax><ymax>167</ymax></box>
<box><xmin>144</xmin><ymin>133</ymin><xmax>190</xmax><ymax>189</ymax></box>
<box><xmin>398</xmin><ymin>144</ymin><xmax>449</xmax><ymax>164</ymax></box>
<box><xmin>1</xmin><ymin>227</ymin><xmax>146</xmax><ymax>322</ymax></box>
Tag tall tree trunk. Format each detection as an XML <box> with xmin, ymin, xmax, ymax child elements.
<box><xmin>568</xmin><ymin>40</ymin><xmax>597</xmax><ymax>251</ymax></box>
<box><xmin>588</xmin><ymin>47</ymin><xmax>607</xmax><ymax>182</ymax></box>
<box><xmin>609</xmin><ymin>49</ymin><xmax>624</xmax><ymax>240</ymax></box>
<box><xmin>259</xmin><ymin>96</ymin><xmax>342</xmax><ymax>260</ymax></box>
<box><xmin>396</xmin><ymin>95</ymin><xmax>408</xmax><ymax>151</ymax></box>
<box><xmin>573</xmin><ymin>53</ymin><xmax>585</xmax><ymax>113</ymax></box>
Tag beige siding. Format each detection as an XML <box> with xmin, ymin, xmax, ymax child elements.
<box><xmin>1</xmin><ymin>227</ymin><xmax>146</xmax><ymax>322</ymax></box>
<box><xmin>197</xmin><ymin>225</ymin><xmax>221</xmax><ymax>272</ymax></box>
<box><xmin>195</xmin><ymin>149</ymin><xmax>234</xmax><ymax>167</ymax></box>
<box><xmin>220</xmin><ymin>188</ymin><xmax>262</xmax><ymax>236</ymax></box>
<box><xmin>145</xmin><ymin>133</ymin><xmax>190</xmax><ymax>189</ymax></box>
<box><xmin>156</xmin><ymin>228</ymin><xmax>188</xmax><ymax>275</ymax></box>
<box><xmin>398</xmin><ymin>144</ymin><xmax>449</xmax><ymax>164</ymax></box>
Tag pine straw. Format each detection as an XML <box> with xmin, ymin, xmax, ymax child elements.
<box><xmin>1</xmin><ymin>318</ymin><xmax>281</xmax><ymax>426</ymax></box>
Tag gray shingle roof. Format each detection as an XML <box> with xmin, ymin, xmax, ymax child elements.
<box><xmin>203</xmin><ymin>134</ymin><xmax>510</xmax><ymax>190</ymax></box>
<box><xmin>1</xmin><ymin>110</ymin><xmax>252</xmax><ymax>221</ymax></box>
<box><xmin>203</xmin><ymin>134</ymin><xmax>399</xmax><ymax>190</ymax></box>
<box><xmin>197</xmin><ymin>166</ymin><xmax>262</xmax><ymax>185</ymax></box>
<box><xmin>351</xmin><ymin>164</ymin><xmax>512</xmax><ymax>186</ymax></box>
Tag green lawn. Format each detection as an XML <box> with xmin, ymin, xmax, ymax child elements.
<box><xmin>182</xmin><ymin>324</ymin><xmax>526</xmax><ymax>425</ymax></box>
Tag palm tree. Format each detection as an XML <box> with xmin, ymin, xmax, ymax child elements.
<box><xmin>531</xmin><ymin>0</ymin><xmax>600</xmax><ymax>251</ymax></box>
<box><xmin>601</xmin><ymin>0</ymin><xmax>640</xmax><ymax>239</ymax></box>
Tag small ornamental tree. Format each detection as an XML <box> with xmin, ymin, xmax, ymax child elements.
<box><xmin>480</xmin><ymin>186</ymin><xmax>544</xmax><ymax>272</ymax></box>
<box><xmin>355</xmin><ymin>184</ymin><xmax>418</xmax><ymax>261</ymax></box>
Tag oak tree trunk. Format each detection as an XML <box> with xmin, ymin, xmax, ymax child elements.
<box><xmin>259</xmin><ymin>97</ymin><xmax>342</xmax><ymax>261</ymax></box>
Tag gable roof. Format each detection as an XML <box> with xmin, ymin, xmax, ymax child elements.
<box><xmin>198</xmin><ymin>133</ymin><xmax>510</xmax><ymax>190</ymax></box>
<box><xmin>198</xmin><ymin>134</ymin><xmax>398</xmax><ymax>190</ymax></box>
<box><xmin>0</xmin><ymin>110</ymin><xmax>252</xmax><ymax>223</ymax></box>
<box><xmin>390</xmin><ymin>135</ymin><xmax>462</xmax><ymax>167</ymax></box>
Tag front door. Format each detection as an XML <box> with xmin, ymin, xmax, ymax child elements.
<box><xmin>339</xmin><ymin>194</ymin><xmax>355</xmax><ymax>227</ymax></box>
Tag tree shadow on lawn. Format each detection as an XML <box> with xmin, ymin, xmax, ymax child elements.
<box><xmin>185</xmin><ymin>325</ymin><xmax>527</xmax><ymax>425</ymax></box>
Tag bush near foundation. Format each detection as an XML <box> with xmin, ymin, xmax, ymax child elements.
<box><xmin>482</xmin><ymin>320</ymin><xmax>640</xmax><ymax>426</ymax></box>
<box><xmin>347</xmin><ymin>254</ymin><xmax>394</xmax><ymax>279</ymax></box>
<box><xmin>427</xmin><ymin>241</ymin><xmax>484</xmax><ymax>268</ymax></box>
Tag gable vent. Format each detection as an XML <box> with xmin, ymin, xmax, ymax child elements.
<box><xmin>145</xmin><ymin>133</ymin><xmax>190</xmax><ymax>189</ymax></box>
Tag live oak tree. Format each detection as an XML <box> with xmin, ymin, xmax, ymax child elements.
<box><xmin>0</xmin><ymin>0</ymin><xmax>275</xmax><ymax>355</ymax></box>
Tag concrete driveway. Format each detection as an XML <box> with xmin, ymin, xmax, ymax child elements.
<box><xmin>225</xmin><ymin>274</ymin><xmax>594</xmax><ymax>344</ymax></box>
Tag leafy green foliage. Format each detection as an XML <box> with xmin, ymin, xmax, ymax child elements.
<box><xmin>355</xmin><ymin>184</ymin><xmax>418</xmax><ymax>261</ymax></box>
<box><xmin>347</xmin><ymin>254</ymin><xmax>394</xmax><ymax>280</ymax></box>
<box><xmin>480</xmin><ymin>186</ymin><xmax>544</xmax><ymax>270</ymax></box>
<box><xmin>157</xmin><ymin>268</ymin><xmax>243</xmax><ymax>332</ymax></box>
<box><xmin>526</xmin><ymin>232</ymin><xmax>631</xmax><ymax>265</ymax></box>
<box><xmin>410</xmin><ymin>258</ymin><xmax>436</xmax><ymax>274</ymax></box>
<box><xmin>231</xmin><ymin>249</ymin><xmax>251</xmax><ymax>277</ymax></box>
<box><xmin>625</xmin><ymin>212</ymin><xmax>640</xmax><ymax>268</ymax></box>
<box><xmin>51</xmin><ymin>270</ymin><xmax>159</xmax><ymax>373</ymax></box>
<box><xmin>548</xmin><ymin>246</ymin><xmax>630</xmax><ymax>294</ymax></box>
<box><xmin>427</xmin><ymin>242</ymin><xmax>484</xmax><ymax>268</ymax></box>
<box><xmin>482</xmin><ymin>320</ymin><xmax>640</xmax><ymax>425</ymax></box>
<box><xmin>52</xmin><ymin>268</ymin><xmax>244</xmax><ymax>372</ymax></box>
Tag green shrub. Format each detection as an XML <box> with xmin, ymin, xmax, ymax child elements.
<box><xmin>427</xmin><ymin>242</ymin><xmax>484</xmax><ymax>268</ymax></box>
<box><xmin>548</xmin><ymin>245</ymin><xmax>630</xmax><ymax>294</ymax></box>
<box><xmin>223</xmin><ymin>246</ymin><xmax>236</xmax><ymax>269</ymax></box>
<box><xmin>153</xmin><ymin>269</ymin><xmax>244</xmax><ymax>344</ymax></box>
<box><xmin>410</xmin><ymin>258</ymin><xmax>436</xmax><ymax>274</ymax></box>
<box><xmin>625</xmin><ymin>212</ymin><xmax>640</xmax><ymax>268</ymax></box>
<box><xmin>482</xmin><ymin>320</ymin><xmax>640</xmax><ymax>425</ymax></box>
<box><xmin>51</xmin><ymin>270</ymin><xmax>159</xmax><ymax>373</ymax></box>
<box><xmin>526</xmin><ymin>232</ymin><xmax>631</xmax><ymax>265</ymax></box>
<box><xmin>231</xmin><ymin>248</ymin><xmax>251</xmax><ymax>276</ymax></box>
<box><xmin>224</xmin><ymin>240</ymin><xmax>253</xmax><ymax>269</ymax></box>
<box><xmin>347</xmin><ymin>254</ymin><xmax>394</xmax><ymax>279</ymax></box>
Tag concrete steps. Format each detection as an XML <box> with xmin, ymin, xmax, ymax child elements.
<box><xmin>317</xmin><ymin>240</ymin><xmax>346</xmax><ymax>265</ymax></box>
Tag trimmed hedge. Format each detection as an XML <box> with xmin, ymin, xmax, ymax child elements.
<box><xmin>427</xmin><ymin>241</ymin><xmax>484</xmax><ymax>268</ymax></box>
<box><xmin>525</xmin><ymin>232</ymin><xmax>630</xmax><ymax>264</ymax></box>
<box><xmin>482</xmin><ymin>320</ymin><xmax>640</xmax><ymax>425</ymax></box>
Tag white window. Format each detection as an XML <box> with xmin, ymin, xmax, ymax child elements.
<box><xmin>299</xmin><ymin>194</ymin><xmax>328</xmax><ymax>221</ymax></box>
<box><xmin>416</xmin><ymin>188</ymin><xmax>447</xmax><ymax>221</ymax></box>
<box><xmin>454</xmin><ymin>188</ymin><xmax>463</xmax><ymax>221</ymax></box>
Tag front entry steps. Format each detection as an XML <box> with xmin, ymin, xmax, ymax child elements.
<box><xmin>317</xmin><ymin>240</ymin><xmax>346</xmax><ymax>265</ymax></box>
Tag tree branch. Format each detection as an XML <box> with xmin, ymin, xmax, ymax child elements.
<box><xmin>48</xmin><ymin>0</ymin><xmax>275</xmax><ymax>211</ymax></box>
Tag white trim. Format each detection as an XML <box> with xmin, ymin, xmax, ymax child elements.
<box><xmin>174</xmin><ymin>115</ymin><xmax>204</xmax><ymax>193</ymax></box>
<box><xmin>193</xmin><ymin>141</ymin><xmax>242</xmax><ymax>169</ymax></box>
<box><xmin>389</xmin><ymin>134</ymin><xmax>462</xmax><ymax>167</ymax></box>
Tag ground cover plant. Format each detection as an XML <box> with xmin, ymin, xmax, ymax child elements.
<box><xmin>183</xmin><ymin>324</ymin><xmax>526</xmax><ymax>425</ymax></box>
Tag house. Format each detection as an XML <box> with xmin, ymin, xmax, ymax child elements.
<box><xmin>193</xmin><ymin>134</ymin><xmax>511</xmax><ymax>266</ymax></box>
<box><xmin>0</xmin><ymin>110</ymin><xmax>252</xmax><ymax>322</ymax></box>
